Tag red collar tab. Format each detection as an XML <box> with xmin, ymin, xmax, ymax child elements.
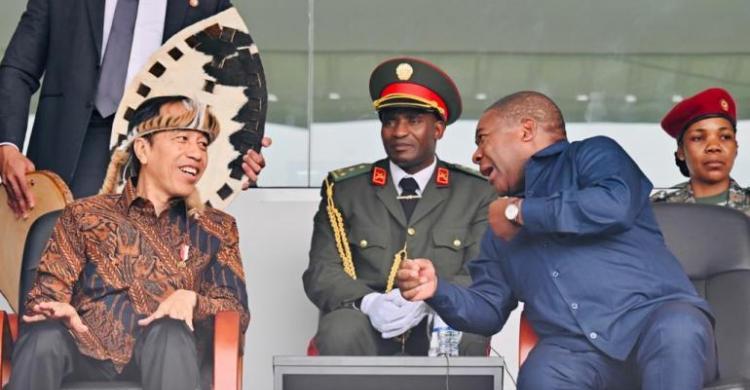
<box><xmin>371</xmin><ymin>166</ymin><xmax>388</xmax><ymax>186</ymax></box>
<box><xmin>436</xmin><ymin>167</ymin><xmax>450</xmax><ymax>187</ymax></box>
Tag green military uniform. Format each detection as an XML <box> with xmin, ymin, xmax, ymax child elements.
<box><xmin>303</xmin><ymin>158</ymin><xmax>496</xmax><ymax>355</ymax></box>
<box><xmin>651</xmin><ymin>179</ymin><xmax>750</xmax><ymax>216</ymax></box>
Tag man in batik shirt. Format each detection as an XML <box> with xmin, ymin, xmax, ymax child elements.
<box><xmin>7</xmin><ymin>95</ymin><xmax>253</xmax><ymax>390</ymax></box>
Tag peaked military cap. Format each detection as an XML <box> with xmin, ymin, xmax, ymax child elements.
<box><xmin>661</xmin><ymin>87</ymin><xmax>737</xmax><ymax>140</ymax></box>
<box><xmin>369</xmin><ymin>57</ymin><xmax>462</xmax><ymax>124</ymax></box>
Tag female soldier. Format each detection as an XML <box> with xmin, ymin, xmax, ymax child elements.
<box><xmin>651</xmin><ymin>87</ymin><xmax>750</xmax><ymax>215</ymax></box>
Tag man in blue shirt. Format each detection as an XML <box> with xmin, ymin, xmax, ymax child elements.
<box><xmin>398</xmin><ymin>91</ymin><xmax>717</xmax><ymax>389</ymax></box>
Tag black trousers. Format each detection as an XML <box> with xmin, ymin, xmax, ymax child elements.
<box><xmin>7</xmin><ymin>319</ymin><xmax>201</xmax><ymax>390</ymax></box>
<box><xmin>69</xmin><ymin>110</ymin><xmax>113</xmax><ymax>198</ymax></box>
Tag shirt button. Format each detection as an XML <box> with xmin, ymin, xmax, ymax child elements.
<box><xmin>571</xmin><ymin>302</ymin><xmax>578</xmax><ymax>310</ymax></box>
<box><xmin>407</xmin><ymin>227</ymin><xmax>416</xmax><ymax>236</ymax></box>
<box><xmin>551</xmin><ymin>271</ymin><xmax>559</xmax><ymax>278</ymax></box>
<box><xmin>359</xmin><ymin>239</ymin><xmax>368</xmax><ymax>248</ymax></box>
<box><xmin>453</xmin><ymin>239</ymin><xmax>461</xmax><ymax>247</ymax></box>
<box><xmin>527</xmin><ymin>190</ymin><xmax>534</xmax><ymax>196</ymax></box>
<box><xmin>589</xmin><ymin>332</ymin><xmax>598</xmax><ymax>340</ymax></box>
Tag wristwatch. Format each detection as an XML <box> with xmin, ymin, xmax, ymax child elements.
<box><xmin>504</xmin><ymin>199</ymin><xmax>522</xmax><ymax>225</ymax></box>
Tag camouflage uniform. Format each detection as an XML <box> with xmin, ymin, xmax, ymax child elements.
<box><xmin>651</xmin><ymin>179</ymin><xmax>750</xmax><ymax>216</ymax></box>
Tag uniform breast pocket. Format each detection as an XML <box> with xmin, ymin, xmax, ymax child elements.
<box><xmin>432</xmin><ymin>228</ymin><xmax>473</xmax><ymax>275</ymax></box>
<box><xmin>348</xmin><ymin>227</ymin><xmax>388</xmax><ymax>276</ymax></box>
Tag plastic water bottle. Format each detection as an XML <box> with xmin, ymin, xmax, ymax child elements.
<box><xmin>428</xmin><ymin>327</ymin><xmax>440</xmax><ymax>357</ymax></box>
<box><xmin>447</xmin><ymin>328</ymin><xmax>462</xmax><ymax>356</ymax></box>
<box><xmin>429</xmin><ymin>325</ymin><xmax>462</xmax><ymax>356</ymax></box>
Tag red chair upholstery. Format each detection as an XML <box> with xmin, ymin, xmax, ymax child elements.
<box><xmin>518</xmin><ymin>310</ymin><xmax>539</xmax><ymax>368</ymax></box>
<box><xmin>307</xmin><ymin>337</ymin><xmax>320</xmax><ymax>356</ymax></box>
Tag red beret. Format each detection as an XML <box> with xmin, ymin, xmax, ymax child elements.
<box><xmin>661</xmin><ymin>88</ymin><xmax>736</xmax><ymax>139</ymax></box>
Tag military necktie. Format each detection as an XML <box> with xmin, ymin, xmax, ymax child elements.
<box><xmin>399</xmin><ymin>177</ymin><xmax>420</xmax><ymax>221</ymax></box>
<box><xmin>94</xmin><ymin>0</ymin><xmax>139</xmax><ymax>118</ymax></box>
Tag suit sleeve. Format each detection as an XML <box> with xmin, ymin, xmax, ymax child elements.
<box><xmin>302</xmin><ymin>180</ymin><xmax>375</xmax><ymax>313</ymax></box>
<box><xmin>522</xmin><ymin>137</ymin><xmax>652</xmax><ymax>236</ymax></box>
<box><xmin>0</xmin><ymin>0</ymin><xmax>49</xmax><ymax>147</ymax></box>
<box><xmin>26</xmin><ymin>206</ymin><xmax>86</xmax><ymax>309</ymax></box>
<box><xmin>194</xmin><ymin>218</ymin><xmax>250</xmax><ymax>334</ymax></box>
<box><xmin>216</xmin><ymin>0</ymin><xmax>232</xmax><ymax>12</ymax></box>
<box><xmin>427</xmin><ymin>229</ymin><xmax>518</xmax><ymax>336</ymax></box>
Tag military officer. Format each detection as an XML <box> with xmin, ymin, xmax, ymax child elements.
<box><xmin>651</xmin><ymin>87</ymin><xmax>750</xmax><ymax>215</ymax></box>
<box><xmin>303</xmin><ymin>57</ymin><xmax>496</xmax><ymax>356</ymax></box>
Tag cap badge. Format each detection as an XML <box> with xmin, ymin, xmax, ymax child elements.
<box><xmin>396</xmin><ymin>63</ymin><xmax>414</xmax><ymax>81</ymax></box>
<box><xmin>720</xmin><ymin>99</ymin><xmax>729</xmax><ymax>112</ymax></box>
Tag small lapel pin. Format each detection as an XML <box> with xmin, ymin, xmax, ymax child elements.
<box><xmin>180</xmin><ymin>244</ymin><xmax>190</xmax><ymax>262</ymax></box>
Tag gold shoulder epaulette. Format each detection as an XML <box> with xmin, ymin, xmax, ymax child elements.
<box><xmin>329</xmin><ymin>163</ymin><xmax>372</xmax><ymax>182</ymax></box>
<box><xmin>445</xmin><ymin>162</ymin><xmax>485</xmax><ymax>180</ymax></box>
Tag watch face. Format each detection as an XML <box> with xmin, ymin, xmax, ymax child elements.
<box><xmin>505</xmin><ymin>203</ymin><xmax>519</xmax><ymax>221</ymax></box>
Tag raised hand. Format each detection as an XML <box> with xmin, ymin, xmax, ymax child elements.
<box><xmin>241</xmin><ymin>136</ymin><xmax>272</xmax><ymax>189</ymax></box>
<box><xmin>488</xmin><ymin>197</ymin><xmax>522</xmax><ymax>241</ymax></box>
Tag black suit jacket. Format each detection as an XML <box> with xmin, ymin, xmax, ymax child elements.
<box><xmin>0</xmin><ymin>0</ymin><xmax>231</xmax><ymax>184</ymax></box>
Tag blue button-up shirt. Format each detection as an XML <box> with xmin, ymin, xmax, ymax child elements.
<box><xmin>428</xmin><ymin>136</ymin><xmax>712</xmax><ymax>360</ymax></box>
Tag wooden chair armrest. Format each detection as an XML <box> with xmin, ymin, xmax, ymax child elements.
<box><xmin>1</xmin><ymin>311</ymin><xmax>14</xmax><ymax>388</ymax></box>
<box><xmin>8</xmin><ymin>314</ymin><xmax>18</xmax><ymax>341</ymax></box>
<box><xmin>213</xmin><ymin>311</ymin><xmax>242</xmax><ymax>390</ymax></box>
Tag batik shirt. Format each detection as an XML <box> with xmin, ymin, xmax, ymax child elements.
<box><xmin>651</xmin><ymin>179</ymin><xmax>750</xmax><ymax>217</ymax></box>
<box><xmin>26</xmin><ymin>181</ymin><xmax>250</xmax><ymax>371</ymax></box>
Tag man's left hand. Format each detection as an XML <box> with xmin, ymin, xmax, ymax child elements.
<box><xmin>138</xmin><ymin>289</ymin><xmax>198</xmax><ymax>331</ymax></box>
<box><xmin>241</xmin><ymin>136</ymin><xmax>272</xmax><ymax>190</ymax></box>
<box><xmin>489</xmin><ymin>197</ymin><xmax>522</xmax><ymax>241</ymax></box>
<box><xmin>379</xmin><ymin>289</ymin><xmax>428</xmax><ymax>338</ymax></box>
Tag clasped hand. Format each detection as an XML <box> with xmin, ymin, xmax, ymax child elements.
<box><xmin>360</xmin><ymin>289</ymin><xmax>427</xmax><ymax>338</ymax></box>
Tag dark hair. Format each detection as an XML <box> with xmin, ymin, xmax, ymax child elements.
<box><xmin>486</xmin><ymin>91</ymin><xmax>566</xmax><ymax>137</ymax></box>
<box><xmin>674</xmin><ymin>151</ymin><xmax>691</xmax><ymax>177</ymax></box>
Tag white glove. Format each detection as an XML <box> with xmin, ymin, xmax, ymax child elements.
<box><xmin>361</xmin><ymin>289</ymin><xmax>428</xmax><ymax>338</ymax></box>
<box><xmin>359</xmin><ymin>292</ymin><xmax>394</xmax><ymax>331</ymax></box>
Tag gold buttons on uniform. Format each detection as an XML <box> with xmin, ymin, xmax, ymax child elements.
<box><xmin>360</xmin><ymin>239</ymin><xmax>368</xmax><ymax>248</ymax></box>
<box><xmin>407</xmin><ymin>227</ymin><xmax>416</xmax><ymax>236</ymax></box>
<box><xmin>453</xmin><ymin>239</ymin><xmax>462</xmax><ymax>247</ymax></box>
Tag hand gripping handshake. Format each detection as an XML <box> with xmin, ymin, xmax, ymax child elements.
<box><xmin>360</xmin><ymin>289</ymin><xmax>428</xmax><ymax>338</ymax></box>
